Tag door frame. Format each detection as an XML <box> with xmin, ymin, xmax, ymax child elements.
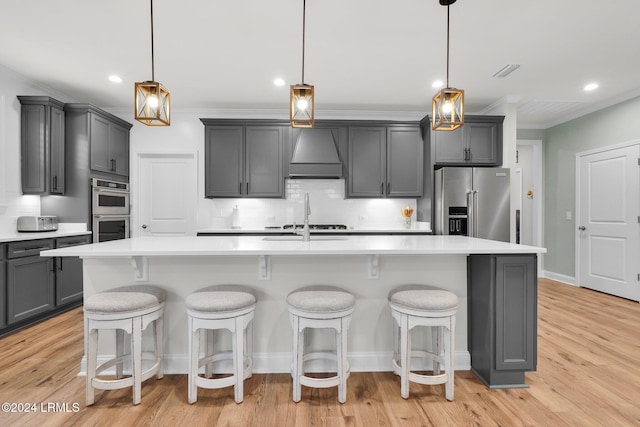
<box><xmin>516</xmin><ymin>139</ymin><xmax>543</xmax><ymax>274</ymax></box>
<box><xmin>133</xmin><ymin>151</ymin><xmax>199</xmax><ymax>237</ymax></box>
<box><xmin>574</xmin><ymin>139</ymin><xmax>640</xmax><ymax>291</ymax></box>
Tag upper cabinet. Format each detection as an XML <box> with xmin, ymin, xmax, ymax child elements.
<box><xmin>432</xmin><ymin>115</ymin><xmax>504</xmax><ymax>166</ymax></box>
<box><xmin>18</xmin><ymin>96</ymin><xmax>66</xmax><ymax>194</ymax></box>
<box><xmin>64</xmin><ymin>104</ymin><xmax>133</xmax><ymax>179</ymax></box>
<box><xmin>347</xmin><ymin>125</ymin><xmax>423</xmax><ymax>198</ymax></box>
<box><xmin>203</xmin><ymin>121</ymin><xmax>285</xmax><ymax>198</ymax></box>
<box><xmin>89</xmin><ymin>114</ymin><xmax>130</xmax><ymax>176</ymax></box>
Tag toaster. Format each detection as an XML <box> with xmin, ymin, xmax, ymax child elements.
<box><xmin>17</xmin><ymin>215</ymin><xmax>59</xmax><ymax>232</ymax></box>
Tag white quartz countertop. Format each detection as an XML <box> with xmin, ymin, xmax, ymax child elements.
<box><xmin>0</xmin><ymin>228</ymin><xmax>91</xmax><ymax>243</ymax></box>
<box><xmin>42</xmin><ymin>235</ymin><xmax>545</xmax><ymax>258</ymax></box>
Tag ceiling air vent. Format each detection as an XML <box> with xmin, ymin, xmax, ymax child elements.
<box><xmin>493</xmin><ymin>64</ymin><xmax>521</xmax><ymax>78</ymax></box>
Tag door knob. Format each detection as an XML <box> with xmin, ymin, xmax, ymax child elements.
<box><xmin>578</xmin><ymin>226</ymin><xmax>586</xmax><ymax>231</ymax></box>
<box><xmin>141</xmin><ymin>224</ymin><xmax>149</xmax><ymax>229</ymax></box>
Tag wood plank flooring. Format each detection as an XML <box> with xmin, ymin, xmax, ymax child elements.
<box><xmin>0</xmin><ymin>279</ymin><xmax>638</xmax><ymax>426</ymax></box>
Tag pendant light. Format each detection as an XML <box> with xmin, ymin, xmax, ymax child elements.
<box><xmin>432</xmin><ymin>0</ymin><xmax>464</xmax><ymax>131</ymax></box>
<box><xmin>135</xmin><ymin>0</ymin><xmax>170</xmax><ymax>126</ymax></box>
<box><xmin>290</xmin><ymin>0</ymin><xmax>314</xmax><ymax>128</ymax></box>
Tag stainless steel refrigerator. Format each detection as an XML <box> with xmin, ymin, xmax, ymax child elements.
<box><xmin>434</xmin><ymin>167</ymin><xmax>510</xmax><ymax>242</ymax></box>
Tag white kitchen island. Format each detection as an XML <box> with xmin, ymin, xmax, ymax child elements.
<box><xmin>42</xmin><ymin>235</ymin><xmax>546</xmax><ymax>388</ymax></box>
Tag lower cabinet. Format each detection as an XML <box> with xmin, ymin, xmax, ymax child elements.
<box><xmin>6</xmin><ymin>239</ymin><xmax>55</xmax><ymax>325</ymax></box>
<box><xmin>55</xmin><ymin>235</ymin><xmax>91</xmax><ymax>306</ymax></box>
<box><xmin>467</xmin><ymin>254</ymin><xmax>537</xmax><ymax>388</ymax></box>
<box><xmin>1</xmin><ymin>235</ymin><xmax>89</xmax><ymax>334</ymax></box>
<box><xmin>0</xmin><ymin>245</ymin><xmax>5</xmax><ymax>329</ymax></box>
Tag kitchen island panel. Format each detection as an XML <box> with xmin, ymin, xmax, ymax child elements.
<box><xmin>82</xmin><ymin>254</ymin><xmax>469</xmax><ymax>374</ymax></box>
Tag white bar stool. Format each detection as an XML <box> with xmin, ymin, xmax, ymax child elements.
<box><xmin>388</xmin><ymin>284</ymin><xmax>458</xmax><ymax>400</ymax></box>
<box><xmin>84</xmin><ymin>285</ymin><xmax>165</xmax><ymax>406</ymax></box>
<box><xmin>287</xmin><ymin>285</ymin><xmax>355</xmax><ymax>403</ymax></box>
<box><xmin>186</xmin><ymin>285</ymin><xmax>256</xmax><ymax>404</ymax></box>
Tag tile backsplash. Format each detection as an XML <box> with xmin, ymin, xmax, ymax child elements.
<box><xmin>205</xmin><ymin>179</ymin><xmax>418</xmax><ymax>229</ymax></box>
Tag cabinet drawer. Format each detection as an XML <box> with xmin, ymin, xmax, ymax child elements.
<box><xmin>7</xmin><ymin>239</ymin><xmax>55</xmax><ymax>259</ymax></box>
<box><xmin>56</xmin><ymin>235</ymin><xmax>91</xmax><ymax>248</ymax></box>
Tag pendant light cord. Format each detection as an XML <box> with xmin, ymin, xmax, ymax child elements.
<box><xmin>301</xmin><ymin>0</ymin><xmax>306</xmax><ymax>84</ymax></box>
<box><xmin>446</xmin><ymin>3</ymin><xmax>450</xmax><ymax>88</ymax></box>
<box><xmin>150</xmin><ymin>0</ymin><xmax>156</xmax><ymax>82</ymax></box>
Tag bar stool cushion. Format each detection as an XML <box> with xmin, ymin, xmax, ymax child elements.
<box><xmin>186</xmin><ymin>285</ymin><xmax>256</xmax><ymax>313</ymax></box>
<box><xmin>85</xmin><ymin>285</ymin><xmax>167</xmax><ymax>314</ymax></box>
<box><xmin>287</xmin><ymin>285</ymin><xmax>355</xmax><ymax>314</ymax></box>
<box><xmin>389</xmin><ymin>284</ymin><xmax>458</xmax><ymax>312</ymax></box>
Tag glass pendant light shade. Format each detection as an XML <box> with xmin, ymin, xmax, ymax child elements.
<box><xmin>135</xmin><ymin>80</ymin><xmax>170</xmax><ymax>126</ymax></box>
<box><xmin>432</xmin><ymin>87</ymin><xmax>464</xmax><ymax>131</ymax></box>
<box><xmin>290</xmin><ymin>84</ymin><xmax>314</xmax><ymax>128</ymax></box>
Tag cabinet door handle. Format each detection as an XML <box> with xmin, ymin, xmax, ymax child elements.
<box><xmin>380</xmin><ymin>183</ymin><xmax>384</xmax><ymax>195</ymax></box>
<box><xmin>239</xmin><ymin>182</ymin><xmax>242</xmax><ymax>195</ymax></box>
<box><xmin>246</xmin><ymin>182</ymin><xmax>249</xmax><ymax>194</ymax></box>
<box><xmin>387</xmin><ymin>182</ymin><xmax>391</xmax><ymax>194</ymax></box>
<box><xmin>52</xmin><ymin>175</ymin><xmax>57</xmax><ymax>191</ymax></box>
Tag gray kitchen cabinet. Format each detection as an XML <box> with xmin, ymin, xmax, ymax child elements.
<box><xmin>64</xmin><ymin>103</ymin><xmax>133</xmax><ymax>180</ymax></box>
<box><xmin>468</xmin><ymin>254</ymin><xmax>537</xmax><ymax>388</ymax></box>
<box><xmin>55</xmin><ymin>235</ymin><xmax>90</xmax><ymax>306</ymax></box>
<box><xmin>18</xmin><ymin>96</ymin><xmax>66</xmax><ymax>194</ymax></box>
<box><xmin>0</xmin><ymin>244</ymin><xmax>5</xmax><ymax>329</ymax></box>
<box><xmin>89</xmin><ymin>113</ymin><xmax>130</xmax><ymax>177</ymax></box>
<box><xmin>433</xmin><ymin>115</ymin><xmax>503</xmax><ymax>166</ymax></box>
<box><xmin>386</xmin><ymin>127</ymin><xmax>423</xmax><ymax>197</ymax></box>
<box><xmin>348</xmin><ymin>127</ymin><xmax>386</xmax><ymax>197</ymax></box>
<box><xmin>6</xmin><ymin>239</ymin><xmax>55</xmax><ymax>325</ymax></box>
<box><xmin>347</xmin><ymin>126</ymin><xmax>423</xmax><ymax>198</ymax></box>
<box><xmin>204</xmin><ymin>124</ymin><xmax>284</xmax><ymax>198</ymax></box>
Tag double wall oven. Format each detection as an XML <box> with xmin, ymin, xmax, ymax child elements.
<box><xmin>91</xmin><ymin>178</ymin><xmax>130</xmax><ymax>242</ymax></box>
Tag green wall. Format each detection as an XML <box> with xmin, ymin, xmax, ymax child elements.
<box><xmin>527</xmin><ymin>96</ymin><xmax>640</xmax><ymax>279</ymax></box>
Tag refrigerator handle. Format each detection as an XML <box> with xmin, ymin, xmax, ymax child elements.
<box><xmin>467</xmin><ymin>191</ymin><xmax>474</xmax><ymax>237</ymax></box>
<box><xmin>473</xmin><ymin>190</ymin><xmax>479</xmax><ymax>238</ymax></box>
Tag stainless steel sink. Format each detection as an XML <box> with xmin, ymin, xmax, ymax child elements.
<box><xmin>262</xmin><ymin>235</ymin><xmax>348</xmax><ymax>242</ymax></box>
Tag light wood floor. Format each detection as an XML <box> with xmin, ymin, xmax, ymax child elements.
<box><xmin>0</xmin><ymin>279</ymin><xmax>638</xmax><ymax>426</ymax></box>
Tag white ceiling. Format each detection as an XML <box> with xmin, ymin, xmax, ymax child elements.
<box><xmin>1</xmin><ymin>0</ymin><xmax>639</xmax><ymax>128</ymax></box>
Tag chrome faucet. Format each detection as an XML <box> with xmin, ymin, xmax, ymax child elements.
<box><xmin>295</xmin><ymin>193</ymin><xmax>311</xmax><ymax>241</ymax></box>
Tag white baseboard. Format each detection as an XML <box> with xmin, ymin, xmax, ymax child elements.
<box><xmin>78</xmin><ymin>351</ymin><xmax>471</xmax><ymax>376</ymax></box>
<box><xmin>541</xmin><ymin>270</ymin><xmax>577</xmax><ymax>286</ymax></box>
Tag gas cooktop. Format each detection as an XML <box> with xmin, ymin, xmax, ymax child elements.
<box><xmin>281</xmin><ymin>224</ymin><xmax>348</xmax><ymax>231</ymax></box>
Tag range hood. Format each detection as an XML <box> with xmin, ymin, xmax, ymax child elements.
<box><xmin>289</xmin><ymin>128</ymin><xmax>343</xmax><ymax>178</ymax></box>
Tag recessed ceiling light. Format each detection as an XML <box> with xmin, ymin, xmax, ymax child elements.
<box><xmin>432</xmin><ymin>80</ymin><xmax>444</xmax><ymax>88</ymax></box>
<box><xmin>109</xmin><ymin>75</ymin><xmax>123</xmax><ymax>83</ymax></box>
<box><xmin>273</xmin><ymin>78</ymin><xmax>286</xmax><ymax>86</ymax></box>
<box><xmin>583</xmin><ymin>82</ymin><xmax>598</xmax><ymax>91</ymax></box>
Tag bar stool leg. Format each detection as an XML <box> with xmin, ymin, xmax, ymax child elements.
<box><xmin>246</xmin><ymin>319</ymin><xmax>253</xmax><ymax>379</ymax></box>
<box><xmin>399</xmin><ymin>313</ymin><xmax>410</xmax><ymax>399</ymax></box>
<box><xmin>233</xmin><ymin>317</ymin><xmax>244</xmax><ymax>403</ymax></box>
<box><xmin>432</xmin><ymin>326</ymin><xmax>442</xmax><ymax>376</ymax></box>
<box><xmin>205</xmin><ymin>330</ymin><xmax>214</xmax><ymax>378</ymax></box>
<box><xmin>132</xmin><ymin>318</ymin><xmax>142</xmax><ymax>405</ymax></box>
<box><xmin>291</xmin><ymin>315</ymin><xmax>302</xmax><ymax>403</ymax></box>
<box><xmin>188</xmin><ymin>316</ymin><xmax>199</xmax><ymax>404</ymax></box>
<box><xmin>446</xmin><ymin>317</ymin><xmax>456</xmax><ymax>401</ymax></box>
<box><xmin>86</xmin><ymin>326</ymin><xmax>98</xmax><ymax>406</ymax></box>
<box><xmin>155</xmin><ymin>316</ymin><xmax>164</xmax><ymax>379</ymax></box>
<box><xmin>337</xmin><ymin>317</ymin><xmax>348</xmax><ymax>403</ymax></box>
<box><xmin>115</xmin><ymin>329</ymin><xmax>124</xmax><ymax>379</ymax></box>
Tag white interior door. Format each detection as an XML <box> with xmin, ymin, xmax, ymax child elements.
<box><xmin>138</xmin><ymin>153</ymin><xmax>197</xmax><ymax>236</ymax></box>
<box><xmin>577</xmin><ymin>143</ymin><xmax>640</xmax><ymax>301</ymax></box>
